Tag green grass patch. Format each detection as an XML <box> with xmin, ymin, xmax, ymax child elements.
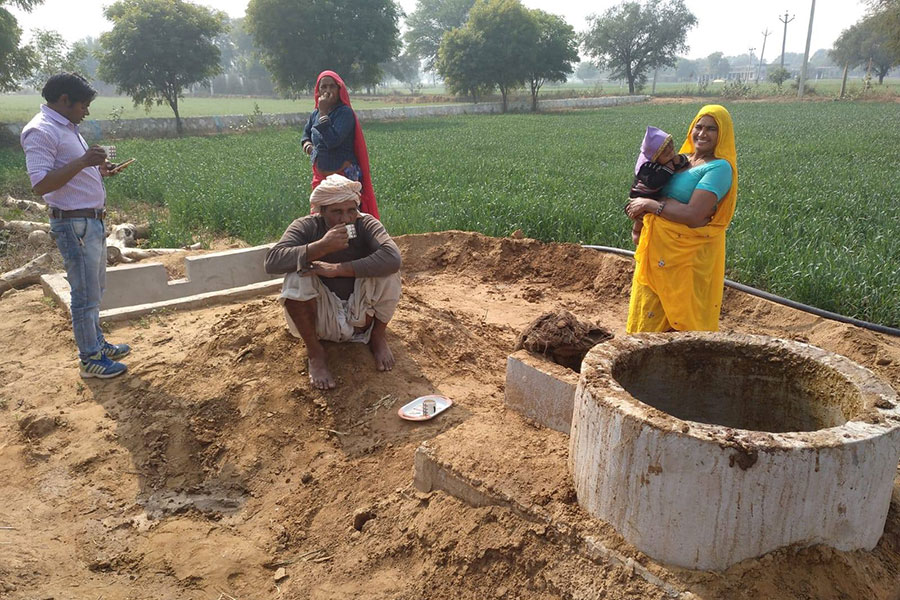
<box><xmin>1</xmin><ymin>101</ymin><xmax>897</xmax><ymax>327</ymax></box>
<box><xmin>0</xmin><ymin>94</ymin><xmax>464</xmax><ymax>124</ymax></box>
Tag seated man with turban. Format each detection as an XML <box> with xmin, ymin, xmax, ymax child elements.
<box><xmin>265</xmin><ymin>174</ymin><xmax>402</xmax><ymax>389</ymax></box>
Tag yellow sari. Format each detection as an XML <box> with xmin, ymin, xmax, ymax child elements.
<box><xmin>626</xmin><ymin>104</ymin><xmax>738</xmax><ymax>333</ymax></box>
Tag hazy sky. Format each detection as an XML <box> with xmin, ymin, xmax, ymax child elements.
<box><xmin>8</xmin><ymin>0</ymin><xmax>870</xmax><ymax>61</ymax></box>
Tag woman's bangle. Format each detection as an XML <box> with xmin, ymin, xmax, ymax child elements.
<box><xmin>655</xmin><ymin>200</ymin><xmax>666</xmax><ymax>216</ymax></box>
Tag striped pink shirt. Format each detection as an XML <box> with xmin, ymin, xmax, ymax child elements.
<box><xmin>20</xmin><ymin>105</ymin><xmax>105</xmax><ymax>211</ymax></box>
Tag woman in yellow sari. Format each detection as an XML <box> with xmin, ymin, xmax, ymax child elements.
<box><xmin>624</xmin><ymin>104</ymin><xmax>738</xmax><ymax>332</ymax></box>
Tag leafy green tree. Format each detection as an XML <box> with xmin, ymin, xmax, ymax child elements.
<box><xmin>575</xmin><ymin>61</ymin><xmax>601</xmax><ymax>84</ymax></box>
<box><xmin>705</xmin><ymin>52</ymin><xmax>730</xmax><ymax>78</ymax></box>
<box><xmin>246</xmin><ymin>0</ymin><xmax>400</xmax><ymax>94</ymax></box>
<box><xmin>468</xmin><ymin>0</ymin><xmax>538</xmax><ymax>112</ymax></box>
<box><xmin>0</xmin><ymin>0</ymin><xmax>41</xmax><ymax>91</ymax></box>
<box><xmin>24</xmin><ymin>29</ymin><xmax>88</xmax><ymax>90</ymax></box>
<box><xmin>383</xmin><ymin>52</ymin><xmax>422</xmax><ymax>93</ymax></box>
<box><xmin>830</xmin><ymin>21</ymin><xmax>866</xmax><ymax>98</ymax></box>
<box><xmin>581</xmin><ymin>0</ymin><xmax>696</xmax><ymax>94</ymax></box>
<box><xmin>437</xmin><ymin>0</ymin><xmax>538</xmax><ymax>112</ymax></box>
<box><xmin>212</xmin><ymin>18</ymin><xmax>274</xmax><ymax>95</ymax></box>
<box><xmin>832</xmin><ymin>14</ymin><xmax>899</xmax><ymax>86</ymax></box>
<box><xmin>525</xmin><ymin>9</ymin><xmax>577</xmax><ymax>111</ymax></box>
<box><xmin>809</xmin><ymin>48</ymin><xmax>832</xmax><ymax>67</ymax></box>
<box><xmin>831</xmin><ymin>22</ymin><xmax>866</xmax><ymax>71</ymax></box>
<box><xmin>675</xmin><ymin>56</ymin><xmax>701</xmax><ymax>80</ymax></box>
<box><xmin>71</xmin><ymin>37</ymin><xmax>101</xmax><ymax>79</ymax></box>
<box><xmin>767</xmin><ymin>66</ymin><xmax>791</xmax><ymax>88</ymax></box>
<box><xmin>864</xmin><ymin>0</ymin><xmax>900</xmax><ymax>58</ymax></box>
<box><xmin>98</xmin><ymin>0</ymin><xmax>226</xmax><ymax>134</ymax></box>
<box><xmin>403</xmin><ymin>0</ymin><xmax>475</xmax><ymax>71</ymax></box>
<box><xmin>858</xmin><ymin>15</ymin><xmax>900</xmax><ymax>83</ymax></box>
<box><xmin>436</xmin><ymin>25</ymin><xmax>492</xmax><ymax>102</ymax></box>
<box><xmin>865</xmin><ymin>0</ymin><xmax>900</xmax><ymax>49</ymax></box>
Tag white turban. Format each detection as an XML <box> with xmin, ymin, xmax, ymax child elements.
<box><xmin>309</xmin><ymin>174</ymin><xmax>362</xmax><ymax>213</ymax></box>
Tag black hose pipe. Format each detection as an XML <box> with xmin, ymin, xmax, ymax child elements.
<box><xmin>582</xmin><ymin>245</ymin><xmax>900</xmax><ymax>338</ymax></box>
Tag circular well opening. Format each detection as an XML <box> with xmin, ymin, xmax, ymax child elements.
<box><xmin>610</xmin><ymin>339</ymin><xmax>863</xmax><ymax>433</ymax></box>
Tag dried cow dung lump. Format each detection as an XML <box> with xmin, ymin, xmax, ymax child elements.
<box><xmin>514</xmin><ymin>310</ymin><xmax>613</xmax><ymax>371</ymax></box>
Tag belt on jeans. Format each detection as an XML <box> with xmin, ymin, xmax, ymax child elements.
<box><xmin>49</xmin><ymin>208</ymin><xmax>106</xmax><ymax>220</ymax></box>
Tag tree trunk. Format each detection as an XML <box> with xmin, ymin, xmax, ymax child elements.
<box><xmin>0</xmin><ymin>253</ymin><xmax>53</xmax><ymax>295</ymax></box>
<box><xmin>170</xmin><ymin>94</ymin><xmax>183</xmax><ymax>135</ymax></box>
<box><xmin>839</xmin><ymin>64</ymin><xmax>848</xmax><ymax>99</ymax></box>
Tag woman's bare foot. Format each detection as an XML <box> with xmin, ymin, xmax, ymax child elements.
<box><xmin>307</xmin><ymin>352</ymin><xmax>335</xmax><ymax>390</ymax></box>
<box><xmin>368</xmin><ymin>321</ymin><xmax>394</xmax><ymax>371</ymax></box>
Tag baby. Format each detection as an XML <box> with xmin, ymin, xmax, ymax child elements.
<box><xmin>628</xmin><ymin>126</ymin><xmax>689</xmax><ymax>244</ymax></box>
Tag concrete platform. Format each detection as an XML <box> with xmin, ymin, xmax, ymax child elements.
<box><xmin>573</xmin><ymin>333</ymin><xmax>900</xmax><ymax>570</ymax></box>
<box><xmin>413</xmin><ymin>416</ymin><xmax>689</xmax><ymax>597</ymax></box>
<box><xmin>41</xmin><ymin>245</ymin><xmax>282</xmax><ymax>322</ymax></box>
<box><xmin>504</xmin><ymin>349</ymin><xmax>579</xmax><ymax>434</ymax></box>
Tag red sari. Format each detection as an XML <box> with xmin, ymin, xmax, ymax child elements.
<box><xmin>310</xmin><ymin>70</ymin><xmax>379</xmax><ymax>219</ymax></box>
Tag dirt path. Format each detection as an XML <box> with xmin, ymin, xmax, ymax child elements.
<box><xmin>0</xmin><ymin>231</ymin><xmax>898</xmax><ymax>599</ymax></box>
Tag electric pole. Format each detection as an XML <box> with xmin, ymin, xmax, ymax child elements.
<box><xmin>779</xmin><ymin>11</ymin><xmax>795</xmax><ymax>69</ymax></box>
<box><xmin>798</xmin><ymin>0</ymin><xmax>816</xmax><ymax>97</ymax></box>
<box><xmin>747</xmin><ymin>48</ymin><xmax>755</xmax><ymax>81</ymax></box>
<box><xmin>757</xmin><ymin>28</ymin><xmax>771</xmax><ymax>84</ymax></box>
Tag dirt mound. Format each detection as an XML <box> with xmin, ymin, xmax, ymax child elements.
<box><xmin>0</xmin><ymin>231</ymin><xmax>898</xmax><ymax>599</ymax></box>
<box><xmin>515</xmin><ymin>310</ymin><xmax>613</xmax><ymax>371</ymax></box>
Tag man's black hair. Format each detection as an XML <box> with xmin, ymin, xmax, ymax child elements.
<box><xmin>41</xmin><ymin>73</ymin><xmax>97</xmax><ymax>104</ymax></box>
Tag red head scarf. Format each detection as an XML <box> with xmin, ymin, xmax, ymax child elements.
<box><xmin>313</xmin><ymin>70</ymin><xmax>379</xmax><ymax>219</ymax></box>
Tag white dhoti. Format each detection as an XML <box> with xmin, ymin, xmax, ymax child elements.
<box><xmin>279</xmin><ymin>272</ymin><xmax>402</xmax><ymax>344</ymax></box>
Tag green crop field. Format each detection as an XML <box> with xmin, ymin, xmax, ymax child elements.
<box><xmin>2</xmin><ymin>78</ymin><xmax>897</xmax><ymax>123</ymax></box>
<box><xmin>1</xmin><ymin>101</ymin><xmax>897</xmax><ymax>327</ymax></box>
<box><xmin>0</xmin><ymin>93</ymin><xmax>462</xmax><ymax>124</ymax></box>
<box><xmin>540</xmin><ymin>77</ymin><xmax>900</xmax><ymax>98</ymax></box>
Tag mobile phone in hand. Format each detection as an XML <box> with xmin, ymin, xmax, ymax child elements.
<box><xmin>109</xmin><ymin>157</ymin><xmax>136</xmax><ymax>173</ymax></box>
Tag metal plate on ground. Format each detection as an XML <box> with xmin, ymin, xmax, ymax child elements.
<box><xmin>398</xmin><ymin>395</ymin><xmax>452</xmax><ymax>421</ymax></box>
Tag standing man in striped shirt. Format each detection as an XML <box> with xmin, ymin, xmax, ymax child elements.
<box><xmin>20</xmin><ymin>73</ymin><xmax>131</xmax><ymax>379</ymax></box>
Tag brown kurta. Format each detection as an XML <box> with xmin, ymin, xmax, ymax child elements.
<box><xmin>264</xmin><ymin>213</ymin><xmax>401</xmax><ymax>300</ymax></box>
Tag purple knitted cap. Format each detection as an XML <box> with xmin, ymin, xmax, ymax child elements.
<box><xmin>634</xmin><ymin>126</ymin><xmax>674</xmax><ymax>175</ymax></box>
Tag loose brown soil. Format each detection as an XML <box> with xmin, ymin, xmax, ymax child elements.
<box><xmin>0</xmin><ymin>231</ymin><xmax>898</xmax><ymax>599</ymax></box>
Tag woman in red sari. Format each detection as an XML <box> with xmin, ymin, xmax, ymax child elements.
<box><xmin>301</xmin><ymin>70</ymin><xmax>379</xmax><ymax>219</ymax></box>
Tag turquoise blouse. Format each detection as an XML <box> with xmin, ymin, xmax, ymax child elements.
<box><xmin>662</xmin><ymin>159</ymin><xmax>733</xmax><ymax>204</ymax></box>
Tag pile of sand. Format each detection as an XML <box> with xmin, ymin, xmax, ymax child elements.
<box><xmin>0</xmin><ymin>231</ymin><xmax>897</xmax><ymax>599</ymax></box>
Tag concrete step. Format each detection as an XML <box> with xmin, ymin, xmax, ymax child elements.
<box><xmin>412</xmin><ymin>414</ymin><xmax>689</xmax><ymax>598</ymax></box>
<box><xmin>41</xmin><ymin>244</ymin><xmax>282</xmax><ymax>322</ymax></box>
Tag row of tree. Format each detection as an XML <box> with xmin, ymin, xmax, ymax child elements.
<box><xmin>2</xmin><ymin>0</ymin><xmax>899</xmax><ymax>132</ymax></box>
<box><xmin>435</xmin><ymin>0</ymin><xmax>577</xmax><ymax>111</ymax></box>
<box><xmin>831</xmin><ymin>0</ymin><xmax>900</xmax><ymax>86</ymax></box>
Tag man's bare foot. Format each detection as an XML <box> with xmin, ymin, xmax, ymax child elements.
<box><xmin>369</xmin><ymin>328</ymin><xmax>394</xmax><ymax>372</ymax></box>
<box><xmin>308</xmin><ymin>355</ymin><xmax>335</xmax><ymax>389</ymax></box>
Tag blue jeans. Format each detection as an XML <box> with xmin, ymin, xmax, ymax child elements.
<box><xmin>50</xmin><ymin>217</ymin><xmax>107</xmax><ymax>359</ymax></box>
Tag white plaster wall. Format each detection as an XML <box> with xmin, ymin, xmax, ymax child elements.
<box><xmin>4</xmin><ymin>96</ymin><xmax>649</xmax><ymax>141</ymax></box>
